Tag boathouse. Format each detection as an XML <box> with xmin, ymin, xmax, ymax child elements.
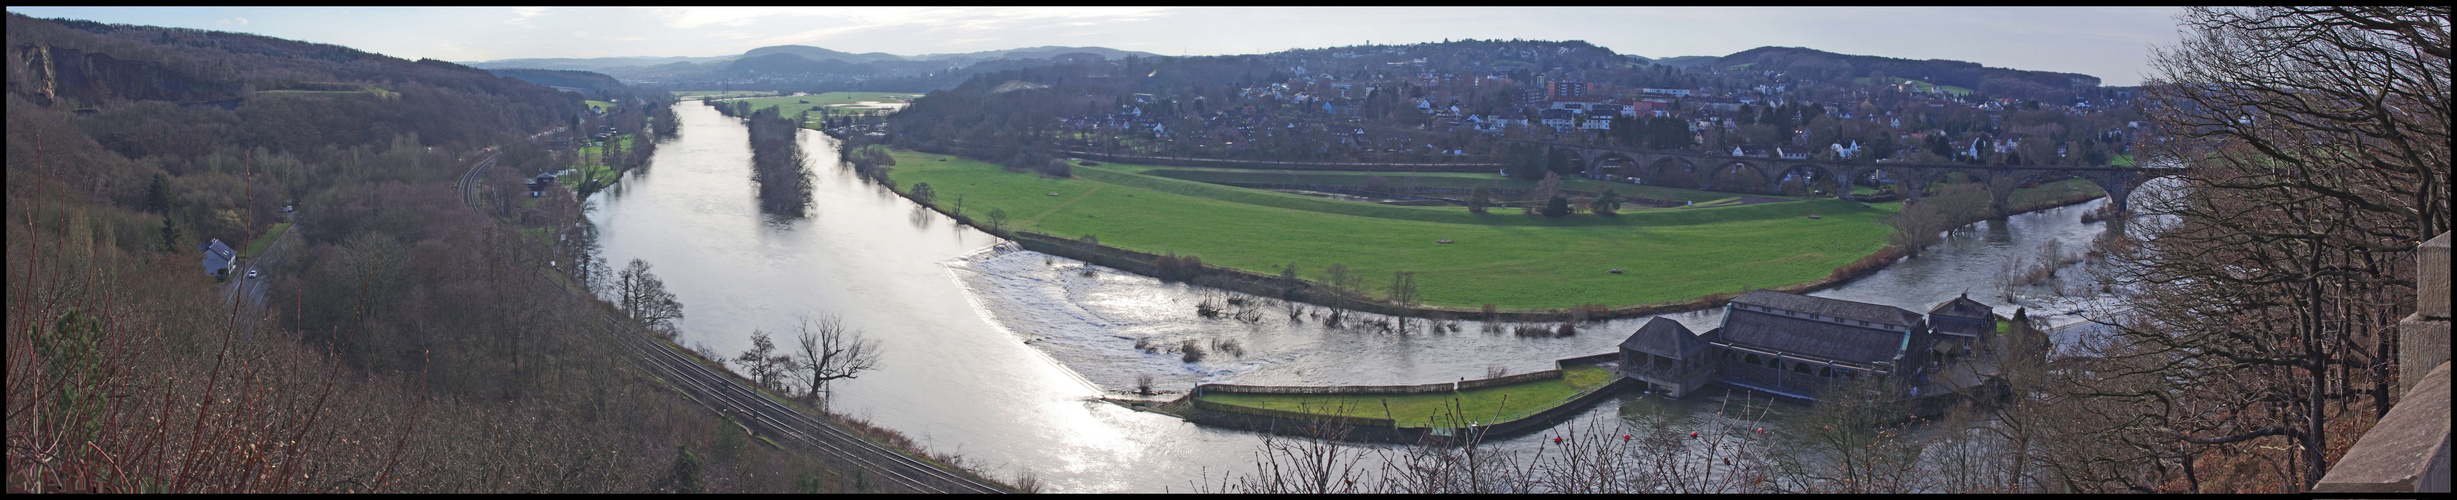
<box><xmin>1617</xmin><ymin>317</ymin><xmax>1720</xmax><ymax>398</ymax></box>
<box><xmin>1708</xmin><ymin>289</ymin><xmax>1936</xmax><ymax>402</ymax></box>
<box><xmin>1924</xmin><ymin>293</ymin><xmax>1997</xmax><ymax>366</ymax></box>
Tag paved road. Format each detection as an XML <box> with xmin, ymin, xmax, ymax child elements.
<box><xmin>458</xmin><ymin>137</ymin><xmax>1005</xmax><ymax>493</ymax></box>
<box><xmin>220</xmin><ymin>215</ymin><xmax>296</xmax><ymax>318</ymax></box>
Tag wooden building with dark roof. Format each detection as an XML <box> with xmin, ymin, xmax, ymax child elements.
<box><xmin>1925</xmin><ymin>293</ymin><xmax>1997</xmax><ymax>366</ymax></box>
<box><xmin>1708</xmin><ymin>289</ymin><xmax>1936</xmax><ymax>402</ymax></box>
<box><xmin>1617</xmin><ymin>317</ymin><xmax>1720</xmax><ymax>398</ymax></box>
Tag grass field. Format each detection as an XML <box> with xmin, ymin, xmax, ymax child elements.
<box><xmin>256</xmin><ymin>87</ymin><xmax>398</xmax><ymax>98</ymax></box>
<box><xmin>671</xmin><ymin>90</ymin><xmax>780</xmax><ymax>100</ymax></box>
<box><xmin>239</xmin><ymin>222</ymin><xmax>290</xmax><ymax>260</ymax></box>
<box><xmin>1852</xmin><ymin>77</ymin><xmax>1974</xmax><ymax>96</ymax></box>
<box><xmin>1198</xmin><ymin>365</ymin><xmax>1618</xmax><ymax>427</ymax></box>
<box><xmin>585</xmin><ymin>99</ymin><xmax>616</xmax><ymax>112</ymax></box>
<box><xmin>562</xmin><ymin>133</ymin><xmax>635</xmax><ymax>190</ymax></box>
<box><xmin>884</xmin><ymin>149</ymin><xmax>1901</xmax><ymax>309</ymax></box>
<box><xmin>725</xmin><ymin>92</ymin><xmax>922</xmax><ymax>129</ymax></box>
<box><xmin>1120</xmin><ymin>166</ymin><xmax>1740</xmax><ymax>204</ymax></box>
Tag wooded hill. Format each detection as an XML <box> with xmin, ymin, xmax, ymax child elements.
<box><xmin>7</xmin><ymin>12</ymin><xmax>905</xmax><ymax>492</ymax></box>
<box><xmin>1708</xmin><ymin>46</ymin><xmax>2101</xmax><ymax>100</ymax></box>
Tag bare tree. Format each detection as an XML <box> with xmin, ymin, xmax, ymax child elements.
<box><xmin>615</xmin><ymin>258</ymin><xmax>684</xmax><ymax>338</ymax></box>
<box><xmin>1387</xmin><ymin>270</ymin><xmax>1419</xmax><ymax>305</ymax></box>
<box><xmin>792</xmin><ymin>315</ymin><xmax>881</xmax><ymax>404</ymax></box>
<box><xmin>2083</xmin><ymin>5</ymin><xmax>2450</xmax><ymax>491</ymax></box>
<box><xmin>734</xmin><ymin>329</ymin><xmax>797</xmax><ymax>393</ymax></box>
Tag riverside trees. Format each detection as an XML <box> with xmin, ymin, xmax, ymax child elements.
<box><xmin>790</xmin><ymin>315</ymin><xmax>881</xmax><ymax>405</ymax></box>
<box><xmin>616</xmin><ymin>258</ymin><xmax>686</xmax><ymax>339</ymax></box>
<box><xmin>2082</xmin><ymin>6</ymin><xmax>2449</xmax><ymax>492</ymax></box>
<box><xmin>744</xmin><ymin>107</ymin><xmax>814</xmax><ymax>216</ymax></box>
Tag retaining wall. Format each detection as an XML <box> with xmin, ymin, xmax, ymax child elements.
<box><xmin>1554</xmin><ymin>352</ymin><xmax>1622</xmax><ymax>368</ymax></box>
<box><xmin>1454</xmin><ymin>369</ymin><xmax>1564</xmax><ymax>391</ymax></box>
<box><xmin>1200</xmin><ymin>381</ymin><xmax>1456</xmax><ymax>396</ymax></box>
<box><xmin>1190</xmin><ymin>398</ymin><xmax>1397</xmax><ymax>428</ymax></box>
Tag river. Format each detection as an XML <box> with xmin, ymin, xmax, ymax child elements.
<box><xmin>590</xmin><ymin>102</ymin><xmax>2128</xmax><ymax>492</ymax></box>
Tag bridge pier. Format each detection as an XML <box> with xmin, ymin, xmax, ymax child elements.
<box><xmin>1988</xmin><ymin>174</ymin><xmax>2021</xmax><ymax>218</ymax></box>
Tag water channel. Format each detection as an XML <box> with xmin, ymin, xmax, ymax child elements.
<box><xmin>590</xmin><ymin>102</ymin><xmax>2128</xmax><ymax>492</ymax></box>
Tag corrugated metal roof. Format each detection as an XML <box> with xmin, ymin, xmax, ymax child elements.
<box><xmin>1928</xmin><ymin>293</ymin><xmax>1994</xmax><ymax>320</ymax></box>
<box><xmin>1731</xmin><ymin>289</ymin><xmax>1922</xmax><ymax>327</ymax></box>
<box><xmin>1720</xmin><ymin>308</ymin><xmax>1909</xmax><ymax>365</ymax></box>
<box><xmin>1618</xmin><ymin>317</ymin><xmax>1710</xmax><ymax>359</ymax></box>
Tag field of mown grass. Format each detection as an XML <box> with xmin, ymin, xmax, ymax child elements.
<box><xmin>726</xmin><ymin>92</ymin><xmax>921</xmax><ymax>128</ymax></box>
<box><xmin>561</xmin><ymin>133</ymin><xmax>635</xmax><ymax>190</ymax></box>
<box><xmin>1198</xmin><ymin>365</ymin><xmax>1618</xmax><ymax>427</ymax></box>
<box><xmin>239</xmin><ymin>222</ymin><xmax>290</xmax><ymax>260</ymax></box>
<box><xmin>883</xmin><ymin>150</ymin><xmax>1900</xmax><ymax>309</ymax></box>
<box><xmin>670</xmin><ymin>90</ymin><xmax>779</xmax><ymax>100</ymax></box>
<box><xmin>1122</xmin><ymin>167</ymin><xmax>1738</xmax><ymax>204</ymax></box>
<box><xmin>1850</xmin><ymin>77</ymin><xmax>1974</xmax><ymax>96</ymax></box>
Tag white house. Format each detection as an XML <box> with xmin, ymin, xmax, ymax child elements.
<box><xmin>1830</xmin><ymin>140</ymin><xmax>1863</xmax><ymax>159</ymax></box>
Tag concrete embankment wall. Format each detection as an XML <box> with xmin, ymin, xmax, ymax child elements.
<box><xmin>1179</xmin><ymin>353</ymin><xmax>1628</xmax><ymax>443</ymax></box>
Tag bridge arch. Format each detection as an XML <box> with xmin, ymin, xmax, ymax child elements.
<box><xmin>1775</xmin><ymin>163</ymin><xmax>1849</xmax><ymax>198</ymax></box>
<box><xmin>1643</xmin><ymin>157</ymin><xmax>1702</xmax><ymax>190</ymax></box>
<box><xmin>1706</xmin><ymin>160</ymin><xmax>1776</xmax><ymax>194</ymax></box>
<box><xmin>1589</xmin><ymin>151</ymin><xmax>1644</xmax><ymax>180</ymax></box>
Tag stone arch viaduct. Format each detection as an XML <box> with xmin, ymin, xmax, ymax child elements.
<box><xmin>1546</xmin><ymin>144</ymin><xmax>2180</xmax><ymax>217</ymax></box>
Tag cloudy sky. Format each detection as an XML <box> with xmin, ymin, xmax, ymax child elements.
<box><xmin>8</xmin><ymin>7</ymin><xmax>2186</xmax><ymax>86</ymax></box>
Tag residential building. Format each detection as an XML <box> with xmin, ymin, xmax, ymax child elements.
<box><xmin>201</xmin><ymin>239</ymin><xmax>236</xmax><ymax>277</ymax></box>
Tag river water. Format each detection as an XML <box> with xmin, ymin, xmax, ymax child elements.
<box><xmin>591</xmin><ymin>102</ymin><xmax>2125</xmax><ymax>492</ymax></box>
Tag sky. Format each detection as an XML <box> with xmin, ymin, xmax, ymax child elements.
<box><xmin>6</xmin><ymin>7</ymin><xmax>2186</xmax><ymax>86</ymax></box>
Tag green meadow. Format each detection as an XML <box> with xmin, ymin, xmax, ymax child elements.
<box><xmin>726</xmin><ymin>92</ymin><xmax>922</xmax><ymax>128</ymax></box>
<box><xmin>882</xmin><ymin>149</ymin><xmax>1903</xmax><ymax>310</ymax></box>
<box><xmin>670</xmin><ymin>90</ymin><xmax>780</xmax><ymax>100</ymax></box>
<box><xmin>1851</xmin><ymin>77</ymin><xmax>1975</xmax><ymax>96</ymax></box>
<box><xmin>1198</xmin><ymin>365</ymin><xmax>1619</xmax><ymax>427</ymax></box>
<box><xmin>562</xmin><ymin>133</ymin><xmax>635</xmax><ymax>190</ymax></box>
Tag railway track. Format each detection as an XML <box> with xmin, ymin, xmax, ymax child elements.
<box><xmin>456</xmin><ymin>142</ymin><xmax>1006</xmax><ymax>493</ymax></box>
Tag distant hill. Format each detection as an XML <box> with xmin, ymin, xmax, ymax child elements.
<box><xmin>908</xmin><ymin>45</ymin><xmax>1160</xmax><ymax>63</ymax></box>
<box><xmin>485</xmin><ymin>68</ymin><xmax>626</xmax><ymax>92</ymax></box>
<box><xmin>462</xmin><ymin>44</ymin><xmax>1163</xmax><ymax>89</ymax></box>
<box><xmin>1707</xmin><ymin>46</ymin><xmax>2099</xmax><ymax>100</ymax></box>
<box><xmin>741</xmin><ymin>44</ymin><xmax>902</xmax><ymax>64</ymax></box>
<box><xmin>462</xmin><ymin>55</ymin><xmax>732</xmax><ymax>72</ymax></box>
<box><xmin>1650</xmin><ymin>55</ymin><xmax>1720</xmax><ymax>68</ymax></box>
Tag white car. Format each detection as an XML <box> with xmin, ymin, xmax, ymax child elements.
<box><xmin>246</xmin><ymin>268</ymin><xmax>259</xmax><ymax>279</ymax></box>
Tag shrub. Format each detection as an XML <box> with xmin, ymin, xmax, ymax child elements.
<box><xmin>1039</xmin><ymin>159</ymin><xmax>1073</xmax><ymax>178</ymax></box>
<box><xmin>1180</xmin><ymin>340</ymin><xmax>1207</xmax><ymax>363</ymax></box>
<box><xmin>1541</xmin><ymin>195</ymin><xmax>1571</xmax><ymax>218</ymax></box>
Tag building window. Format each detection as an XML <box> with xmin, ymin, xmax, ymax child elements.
<box><xmin>1793</xmin><ymin>363</ymin><xmax>1813</xmax><ymax>374</ymax></box>
<box><xmin>1744</xmin><ymin>353</ymin><xmax>1761</xmax><ymax>365</ymax></box>
<box><xmin>1820</xmin><ymin>366</ymin><xmax>1834</xmax><ymax>378</ymax></box>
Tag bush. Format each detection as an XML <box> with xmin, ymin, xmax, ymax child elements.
<box><xmin>1540</xmin><ymin>195</ymin><xmax>1571</xmax><ymax>218</ymax></box>
<box><xmin>1039</xmin><ymin>159</ymin><xmax>1073</xmax><ymax>178</ymax></box>
<box><xmin>1210</xmin><ymin>338</ymin><xmax>1245</xmax><ymax>358</ymax></box>
<box><xmin>1180</xmin><ymin>340</ymin><xmax>1207</xmax><ymax>363</ymax></box>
